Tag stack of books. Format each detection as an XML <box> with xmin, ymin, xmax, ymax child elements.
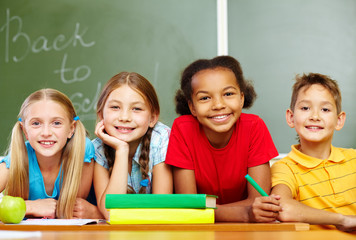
<box><xmin>105</xmin><ymin>194</ymin><xmax>217</xmax><ymax>224</ymax></box>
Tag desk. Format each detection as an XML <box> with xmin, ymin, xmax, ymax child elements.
<box><xmin>0</xmin><ymin>223</ymin><xmax>355</xmax><ymax>240</ymax></box>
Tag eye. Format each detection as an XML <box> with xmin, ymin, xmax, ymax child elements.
<box><xmin>53</xmin><ymin>121</ymin><xmax>62</xmax><ymax>126</ymax></box>
<box><xmin>110</xmin><ymin>105</ymin><xmax>120</xmax><ymax>110</ymax></box>
<box><xmin>31</xmin><ymin>121</ymin><xmax>40</xmax><ymax>127</ymax></box>
<box><xmin>321</xmin><ymin>108</ymin><xmax>330</xmax><ymax>112</ymax></box>
<box><xmin>224</xmin><ymin>92</ymin><xmax>235</xmax><ymax>97</ymax></box>
<box><xmin>199</xmin><ymin>96</ymin><xmax>210</xmax><ymax>101</ymax></box>
<box><xmin>132</xmin><ymin>107</ymin><xmax>142</xmax><ymax>111</ymax></box>
<box><xmin>301</xmin><ymin>106</ymin><xmax>309</xmax><ymax>111</ymax></box>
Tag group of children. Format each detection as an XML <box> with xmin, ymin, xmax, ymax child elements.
<box><xmin>0</xmin><ymin>55</ymin><xmax>355</xmax><ymax>231</ymax></box>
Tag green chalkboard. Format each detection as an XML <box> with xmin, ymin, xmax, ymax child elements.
<box><xmin>228</xmin><ymin>0</ymin><xmax>356</xmax><ymax>153</ymax></box>
<box><xmin>0</xmin><ymin>0</ymin><xmax>217</xmax><ymax>154</ymax></box>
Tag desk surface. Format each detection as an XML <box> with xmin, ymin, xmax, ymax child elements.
<box><xmin>0</xmin><ymin>222</ymin><xmax>355</xmax><ymax>240</ymax></box>
<box><xmin>0</xmin><ymin>222</ymin><xmax>309</xmax><ymax>232</ymax></box>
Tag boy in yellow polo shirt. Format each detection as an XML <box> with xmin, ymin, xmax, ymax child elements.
<box><xmin>250</xmin><ymin>73</ymin><xmax>356</xmax><ymax>231</ymax></box>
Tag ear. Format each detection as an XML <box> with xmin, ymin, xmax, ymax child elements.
<box><xmin>98</xmin><ymin>111</ymin><xmax>103</xmax><ymax>121</ymax></box>
<box><xmin>20</xmin><ymin>122</ymin><xmax>29</xmax><ymax>140</ymax></box>
<box><xmin>188</xmin><ymin>101</ymin><xmax>197</xmax><ymax>117</ymax></box>
<box><xmin>335</xmin><ymin>111</ymin><xmax>346</xmax><ymax>131</ymax></box>
<box><xmin>149</xmin><ymin>113</ymin><xmax>159</xmax><ymax>128</ymax></box>
<box><xmin>286</xmin><ymin>109</ymin><xmax>295</xmax><ymax>128</ymax></box>
<box><xmin>68</xmin><ymin>120</ymin><xmax>76</xmax><ymax>139</ymax></box>
<box><xmin>240</xmin><ymin>92</ymin><xmax>245</xmax><ymax>108</ymax></box>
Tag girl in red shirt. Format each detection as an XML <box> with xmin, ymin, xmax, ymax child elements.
<box><xmin>165</xmin><ymin>56</ymin><xmax>278</xmax><ymax>222</ymax></box>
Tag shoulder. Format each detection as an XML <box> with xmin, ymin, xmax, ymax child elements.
<box><xmin>151</xmin><ymin>122</ymin><xmax>171</xmax><ymax>139</ymax></box>
<box><xmin>334</xmin><ymin>147</ymin><xmax>356</xmax><ymax>161</ymax></box>
<box><xmin>336</xmin><ymin>147</ymin><xmax>356</xmax><ymax>155</ymax></box>
<box><xmin>84</xmin><ymin>137</ymin><xmax>95</xmax><ymax>162</ymax></box>
<box><xmin>91</xmin><ymin>137</ymin><xmax>109</xmax><ymax>169</ymax></box>
<box><xmin>92</xmin><ymin>137</ymin><xmax>103</xmax><ymax>149</ymax></box>
<box><xmin>0</xmin><ymin>156</ymin><xmax>10</xmax><ymax>169</ymax></box>
<box><xmin>271</xmin><ymin>152</ymin><xmax>298</xmax><ymax>174</ymax></box>
<box><xmin>238</xmin><ymin>113</ymin><xmax>265</xmax><ymax>125</ymax></box>
<box><xmin>149</xmin><ymin>122</ymin><xmax>171</xmax><ymax>163</ymax></box>
<box><xmin>171</xmin><ymin>115</ymin><xmax>199</xmax><ymax>131</ymax></box>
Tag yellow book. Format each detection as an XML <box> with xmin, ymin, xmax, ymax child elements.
<box><xmin>108</xmin><ymin>208</ymin><xmax>214</xmax><ymax>224</ymax></box>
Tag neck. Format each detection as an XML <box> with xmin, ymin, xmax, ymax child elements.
<box><xmin>204</xmin><ymin>127</ymin><xmax>234</xmax><ymax>149</ymax></box>
<box><xmin>36</xmin><ymin>152</ymin><xmax>62</xmax><ymax>172</ymax></box>
<box><xmin>298</xmin><ymin>141</ymin><xmax>332</xmax><ymax>159</ymax></box>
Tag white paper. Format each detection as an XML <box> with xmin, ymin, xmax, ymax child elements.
<box><xmin>0</xmin><ymin>230</ymin><xmax>41</xmax><ymax>239</ymax></box>
<box><xmin>17</xmin><ymin>218</ymin><xmax>100</xmax><ymax>226</ymax></box>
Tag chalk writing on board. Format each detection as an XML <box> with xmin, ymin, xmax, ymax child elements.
<box><xmin>1</xmin><ymin>8</ymin><xmax>98</xmax><ymax>119</ymax></box>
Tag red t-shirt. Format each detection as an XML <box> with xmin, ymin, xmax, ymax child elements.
<box><xmin>165</xmin><ymin>114</ymin><xmax>278</xmax><ymax>204</ymax></box>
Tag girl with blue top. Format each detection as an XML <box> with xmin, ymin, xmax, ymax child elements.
<box><xmin>93</xmin><ymin>72</ymin><xmax>173</xmax><ymax>219</ymax></box>
<box><xmin>0</xmin><ymin>89</ymin><xmax>95</xmax><ymax>219</ymax></box>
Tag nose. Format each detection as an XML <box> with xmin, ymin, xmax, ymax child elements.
<box><xmin>310</xmin><ymin>109</ymin><xmax>320</xmax><ymax>121</ymax></box>
<box><xmin>41</xmin><ymin>124</ymin><xmax>52</xmax><ymax>136</ymax></box>
<box><xmin>119</xmin><ymin>109</ymin><xmax>131</xmax><ymax>122</ymax></box>
<box><xmin>212</xmin><ymin>96</ymin><xmax>225</xmax><ymax>110</ymax></box>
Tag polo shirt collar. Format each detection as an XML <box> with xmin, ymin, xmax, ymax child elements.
<box><xmin>288</xmin><ymin>144</ymin><xmax>345</xmax><ymax>168</ymax></box>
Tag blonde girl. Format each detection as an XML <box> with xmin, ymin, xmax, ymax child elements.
<box><xmin>93</xmin><ymin>72</ymin><xmax>172</xmax><ymax>219</ymax></box>
<box><xmin>0</xmin><ymin>89</ymin><xmax>95</xmax><ymax>219</ymax></box>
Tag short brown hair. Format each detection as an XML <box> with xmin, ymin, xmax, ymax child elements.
<box><xmin>290</xmin><ymin>73</ymin><xmax>342</xmax><ymax>114</ymax></box>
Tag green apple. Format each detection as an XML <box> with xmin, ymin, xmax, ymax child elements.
<box><xmin>0</xmin><ymin>195</ymin><xmax>26</xmax><ymax>224</ymax></box>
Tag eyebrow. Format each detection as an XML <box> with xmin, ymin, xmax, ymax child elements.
<box><xmin>107</xmin><ymin>99</ymin><xmax>146</xmax><ymax>105</ymax></box>
<box><xmin>28</xmin><ymin>116</ymin><xmax>66</xmax><ymax>121</ymax></box>
<box><xmin>195</xmin><ymin>86</ymin><xmax>238</xmax><ymax>95</ymax></box>
<box><xmin>297</xmin><ymin>99</ymin><xmax>334</xmax><ymax>106</ymax></box>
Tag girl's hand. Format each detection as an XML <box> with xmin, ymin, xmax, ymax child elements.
<box><xmin>25</xmin><ymin>198</ymin><xmax>57</xmax><ymax>219</ymax></box>
<box><xmin>249</xmin><ymin>194</ymin><xmax>282</xmax><ymax>223</ymax></box>
<box><xmin>94</xmin><ymin>120</ymin><xmax>128</xmax><ymax>151</ymax></box>
<box><xmin>73</xmin><ymin>198</ymin><xmax>104</xmax><ymax>219</ymax></box>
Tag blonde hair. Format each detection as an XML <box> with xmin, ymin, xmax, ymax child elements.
<box><xmin>96</xmin><ymin>72</ymin><xmax>160</xmax><ymax>194</ymax></box>
<box><xmin>5</xmin><ymin>88</ymin><xmax>86</xmax><ymax>218</ymax></box>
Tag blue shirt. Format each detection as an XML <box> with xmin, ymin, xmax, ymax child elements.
<box><xmin>92</xmin><ymin>121</ymin><xmax>170</xmax><ymax>194</ymax></box>
<box><xmin>0</xmin><ymin>138</ymin><xmax>95</xmax><ymax>200</ymax></box>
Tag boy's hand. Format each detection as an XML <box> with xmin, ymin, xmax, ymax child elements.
<box><xmin>249</xmin><ymin>194</ymin><xmax>282</xmax><ymax>222</ymax></box>
<box><xmin>336</xmin><ymin>215</ymin><xmax>356</xmax><ymax>232</ymax></box>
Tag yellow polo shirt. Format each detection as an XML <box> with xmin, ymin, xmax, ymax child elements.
<box><xmin>271</xmin><ymin>145</ymin><xmax>356</xmax><ymax>215</ymax></box>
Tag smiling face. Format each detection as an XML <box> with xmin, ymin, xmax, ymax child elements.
<box><xmin>22</xmin><ymin>100</ymin><xmax>75</xmax><ymax>162</ymax></box>
<box><xmin>286</xmin><ymin>84</ymin><xmax>345</xmax><ymax>148</ymax></box>
<box><xmin>188</xmin><ymin>67</ymin><xmax>244</xmax><ymax>147</ymax></box>
<box><xmin>101</xmin><ymin>84</ymin><xmax>157</xmax><ymax>148</ymax></box>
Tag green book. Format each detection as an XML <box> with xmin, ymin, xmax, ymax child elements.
<box><xmin>105</xmin><ymin>194</ymin><xmax>217</xmax><ymax>209</ymax></box>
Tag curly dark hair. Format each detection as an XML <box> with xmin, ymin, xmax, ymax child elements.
<box><xmin>175</xmin><ymin>55</ymin><xmax>257</xmax><ymax>115</ymax></box>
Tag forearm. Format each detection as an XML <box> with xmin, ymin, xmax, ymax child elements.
<box><xmin>279</xmin><ymin>198</ymin><xmax>344</xmax><ymax>225</ymax></box>
<box><xmin>215</xmin><ymin>204</ymin><xmax>250</xmax><ymax>222</ymax></box>
<box><xmin>97</xmin><ymin>149</ymin><xmax>129</xmax><ymax>220</ymax></box>
<box><xmin>103</xmin><ymin>149</ymin><xmax>129</xmax><ymax>194</ymax></box>
<box><xmin>214</xmin><ymin>197</ymin><xmax>256</xmax><ymax>222</ymax></box>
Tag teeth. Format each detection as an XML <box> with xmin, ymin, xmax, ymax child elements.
<box><xmin>117</xmin><ymin>127</ymin><xmax>132</xmax><ymax>130</ymax></box>
<box><xmin>307</xmin><ymin>126</ymin><xmax>321</xmax><ymax>129</ymax></box>
<box><xmin>212</xmin><ymin>115</ymin><xmax>228</xmax><ymax>119</ymax></box>
<box><xmin>40</xmin><ymin>141</ymin><xmax>55</xmax><ymax>145</ymax></box>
